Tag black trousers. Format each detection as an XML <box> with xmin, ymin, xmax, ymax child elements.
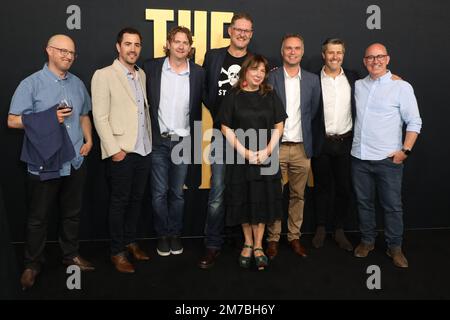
<box><xmin>25</xmin><ymin>163</ymin><xmax>87</xmax><ymax>271</ymax></box>
<box><xmin>108</xmin><ymin>153</ymin><xmax>151</xmax><ymax>256</ymax></box>
<box><xmin>312</xmin><ymin>136</ymin><xmax>352</xmax><ymax>230</ymax></box>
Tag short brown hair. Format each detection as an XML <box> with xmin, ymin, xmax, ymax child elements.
<box><xmin>230</xmin><ymin>12</ymin><xmax>254</xmax><ymax>27</ymax></box>
<box><xmin>235</xmin><ymin>54</ymin><xmax>272</xmax><ymax>95</ymax></box>
<box><xmin>281</xmin><ymin>33</ymin><xmax>304</xmax><ymax>49</ymax></box>
<box><xmin>322</xmin><ymin>38</ymin><xmax>346</xmax><ymax>54</ymax></box>
<box><xmin>163</xmin><ymin>26</ymin><xmax>194</xmax><ymax>58</ymax></box>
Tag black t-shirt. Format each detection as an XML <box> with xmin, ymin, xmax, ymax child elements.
<box><xmin>213</xmin><ymin>52</ymin><xmax>247</xmax><ymax>128</ymax></box>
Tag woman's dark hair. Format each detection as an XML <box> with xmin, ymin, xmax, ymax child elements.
<box><xmin>235</xmin><ymin>54</ymin><xmax>272</xmax><ymax>95</ymax></box>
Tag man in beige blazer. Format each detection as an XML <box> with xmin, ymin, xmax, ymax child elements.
<box><xmin>92</xmin><ymin>27</ymin><xmax>152</xmax><ymax>274</ymax></box>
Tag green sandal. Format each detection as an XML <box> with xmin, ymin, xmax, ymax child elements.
<box><xmin>239</xmin><ymin>244</ymin><xmax>253</xmax><ymax>268</ymax></box>
<box><xmin>254</xmin><ymin>248</ymin><xmax>268</xmax><ymax>271</ymax></box>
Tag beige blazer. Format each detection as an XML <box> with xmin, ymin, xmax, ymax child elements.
<box><xmin>91</xmin><ymin>59</ymin><xmax>152</xmax><ymax>159</ymax></box>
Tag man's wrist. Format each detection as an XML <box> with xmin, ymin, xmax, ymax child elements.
<box><xmin>401</xmin><ymin>147</ymin><xmax>411</xmax><ymax>156</ymax></box>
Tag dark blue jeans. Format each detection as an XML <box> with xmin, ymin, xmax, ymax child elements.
<box><xmin>351</xmin><ymin>157</ymin><xmax>404</xmax><ymax>248</ymax></box>
<box><xmin>204</xmin><ymin>139</ymin><xmax>226</xmax><ymax>249</ymax></box>
<box><xmin>151</xmin><ymin>138</ymin><xmax>188</xmax><ymax>237</ymax></box>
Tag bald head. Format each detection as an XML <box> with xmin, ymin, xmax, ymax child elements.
<box><xmin>363</xmin><ymin>42</ymin><xmax>390</xmax><ymax>79</ymax></box>
<box><xmin>47</xmin><ymin>34</ymin><xmax>75</xmax><ymax>49</ymax></box>
<box><xmin>46</xmin><ymin>34</ymin><xmax>76</xmax><ymax>75</ymax></box>
<box><xmin>365</xmin><ymin>43</ymin><xmax>388</xmax><ymax>57</ymax></box>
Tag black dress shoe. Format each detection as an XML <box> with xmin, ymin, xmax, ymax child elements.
<box><xmin>198</xmin><ymin>249</ymin><xmax>220</xmax><ymax>269</ymax></box>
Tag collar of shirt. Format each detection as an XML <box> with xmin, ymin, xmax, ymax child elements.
<box><xmin>117</xmin><ymin>59</ymin><xmax>139</xmax><ymax>80</ymax></box>
<box><xmin>283</xmin><ymin>66</ymin><xmax>301</xmax><ymax>80</ymax></box>
<box><xmin>368</xmin><ymin>70</ymin><xmax>392</xmax><ymax>83</ymax></box>
<box><xmin>164</xmin><ymin>57</ymin><xmax>190</xmax><ymax>75</ymax></box>
<box><xmin>321</xmin><ymin>66</ymin><xmax>344</xmax><ymax>79</ymax></box>
<box><xmin>43</xmin><ymin>63</ymin><xmax>70</xmax><ymax>82</ymax></box>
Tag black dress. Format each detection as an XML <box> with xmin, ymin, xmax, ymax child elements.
<box><xmin>218</xmin><ymin>88</ymin><xmax>288</xmax><ymax>226</ymax></box>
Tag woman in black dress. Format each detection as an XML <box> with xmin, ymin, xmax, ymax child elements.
<box><xmin>219</xmin><ymin>55</ymin><xmax>287</xmax><ymax>270</ymax></box>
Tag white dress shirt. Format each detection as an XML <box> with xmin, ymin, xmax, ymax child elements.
<box><xmin>282</xmin><ymin>67</ymin><xmax>302</xmax><ymax>142</ymax></box>
<box><xmin>158</xmin><ymin>57</ymin><xmax>191</xmax><ymax>137</ymax></box>
<box><xmin>320</xmin><ymin>67</ymin><xmax>352</xmax><ymax>135</ymax></box>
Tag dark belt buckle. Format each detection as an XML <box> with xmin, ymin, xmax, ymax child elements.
<box><xmin>327</xmin><ymin>131</ymin><xmax>351</xmax><ymax>141</ymax></box>
<box><xmin>161</xmin><ymin>132</ymin><xmax>171</xmax><ymax>138</ymax></box>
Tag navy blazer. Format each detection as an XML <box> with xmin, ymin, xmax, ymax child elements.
<box><xmin>315</xmin><ymin>68</ymin><xmax>360</xmax><ymax>154</ymax></box>
<box><xmin>20</xmin><ymin>105</ymin><xmax>76</xmax><ymax>181</ymax></box>
<box><xmin>143</xmin><ymin>57</ymin><xmax>204</xmax><ymax>147</ymax></box>
<box><xmin>202</xmin><ymin>47</ymin><xmax>228</xmax><ymax>118</ymax></box>
<box><xmin>268</xmin><ymin>67</ymin><xmax>322</xmax><ymax>159</ymax></box>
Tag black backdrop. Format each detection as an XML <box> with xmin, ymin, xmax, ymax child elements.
<box><xmin>1</xmin><ymin>0</ymin><xmax>449</xmax><ymax>242</ymax></box>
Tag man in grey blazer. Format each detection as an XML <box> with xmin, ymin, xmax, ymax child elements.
<box><xmin>266</xmin><ymin>33</ymin><xmax>322</xmax><ymax>259</ymax></box>
<box><xmin>92</xmin><ymin>28</ymin><xmax>152</xmax><ymax>273</ymax></box>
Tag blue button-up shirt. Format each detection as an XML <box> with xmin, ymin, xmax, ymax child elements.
<box><xmin>118</xmin><ymin>61</ymin><xmax>151</xmax><ymax>156</ymax></box>
<box><xmin>351</xmin><ymin>71</ymin><xmax>422</xmax><ymax>160</ymax></box>
<box><xmin>158</xmin><ymin>57</ymin><xmax>190</xmax><ymax>137</ymax></box>
<box><xmin>9</xmin><ymin>64</ymin><xmax>91</xmax><ymax>176</ymax></box>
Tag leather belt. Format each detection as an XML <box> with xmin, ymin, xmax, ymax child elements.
<box><xmin>161</xmin><ymin>132</ymin><xmax>174</xmax><ymax>138</ymax></box>
<box><xmin>326</xmin><ymin>131</ymin><xmax>352</xmax><ymax>141</ymax></box>
<box><xmin>281</xmin><ymin>141</ymin><xmax>301</xmax><ymax>146</ymax></box>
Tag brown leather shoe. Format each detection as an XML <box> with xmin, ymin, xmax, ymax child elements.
<box><xmin>20</xmin><ymin>268</ymin><xmax>39</xmax><ymax>290</ymax></box>
<box><xmin>386</xmin><ymin>247</ymin><xmax>409</xmax><ymax>268</ymax></box>
<box><xmin>111</xmin><ymin>255</ymin><xmax>135</xmax><ymax>273</ymax></box>
<box><xmin>126</xmin><ymin>243</ymin><xmax>150</xmax><ymax>261</ymax></box>
<box><xmin>289</xmin><ymin>239</ymin><xmax>307</xmax><ymax>257</ymax></box>
<box><xmin>266</xmin><ymin>241</ymin><xmax>279</xmax><ymax>260</ymax></box>
<box><xmin>354</xmin><ymin>242</ymin><xmax>375</xmax><ymax>258</ymax></box>
<box><xmin>198</xmin><ymin>249</ymin><xmax>220</xmax><ymax>269</ymax></box>
<box><xmin>63</xmin><ymin>256</ymin><xmax>95</xmax><ymax>271</ymax></box>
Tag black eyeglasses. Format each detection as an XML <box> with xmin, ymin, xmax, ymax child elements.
<box><xmin>232</xmin><ymin>27</ymin><xmax>253</xmax><ymax>35</ymax></box>
<box><xmin>49</xmin><ymin>46</ymin><xmax>78</xmax><ymax>59</ymax></box>
<box><xmin>364</xmin><ymin>54</ymin><xmax>387</xmax><ymax>62</ymax></box>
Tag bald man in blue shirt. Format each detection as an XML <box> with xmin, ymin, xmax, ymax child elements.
<box><xmin>8</xmin><ymin>34</ymin><xmax>95</xmax><ymax>289</ymax></box>
<box><xmin>351</xmin><ymin>43</ymin><xmax>422</xmax><ymax>268</ymax></box>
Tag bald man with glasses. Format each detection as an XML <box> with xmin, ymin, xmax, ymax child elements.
<box><xmin>8</xmin><ymin>34</ymin><xmax>94</xmax><ymax>290</ymax></box>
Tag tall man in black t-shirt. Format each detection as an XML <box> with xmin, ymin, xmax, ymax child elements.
<box><xmin>198</xmin><ymin>12</ymin><xmax>253</xmax><ymax>269</ymax></box>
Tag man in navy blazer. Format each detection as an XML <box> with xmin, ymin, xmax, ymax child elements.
<box><xmin>266</xmin><ymin>33</ymin><xmax>322</xmax><ymax>260</ymax></box>
<box><xmin>143</xmin><ymin>26</ymin><xmax>204</xmax><ymax>257</ymax></box>
<box><xmin>311</xmin><ymin>38</ymin><xmax>359</xmax><ymax>252</ymax></box>
<box><xmin>198</xmin><ymin>12</ymin><xmax>254</xmax><ymax>269</ymax></box>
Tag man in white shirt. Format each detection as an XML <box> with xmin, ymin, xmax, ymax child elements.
<box><xmin>266</xmin><ymin>34</ymin><xmax>322</xmax><ymax>259</ymax></box>
<box><xmin>311</xmin><ymin>38</ymin><xmax>359</xmax><ymax>251</ymax></box>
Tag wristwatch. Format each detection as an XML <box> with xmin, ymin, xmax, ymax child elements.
<box><xmin>401</xmin><ymin>147</ymin><xmax>411</xmax><ymax>156</ymax></box>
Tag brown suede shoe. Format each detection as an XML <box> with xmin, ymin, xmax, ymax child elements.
<box><xmin>266</xmin><ymin>241</ymin><xmax>279</xmax><ymax>260</ymax></box>
<box><xmin>126</xmin><ymin>243</ymin><xmax>150</xmax><ymax>261</ymax></box>
<box><xmin>386</xmin><ymin>247</ymin><xmax>409</xmax><ymax>268</ymax></box>
<box><xmin>198</xmin><ymin>249</ymin><xmax>220</xmax><ymax>269</ymax></box>
<box><xmin>111</xmin><ymin>255</ymin><xmax>135</xmax><ymax>273</ymax></box>
<box><xmin>334</xmin><ymin>229</ymin><xmax>354</xmax><ymax>252</ymax></box>
<box><xmin>354</xmin><ymin>242</ymin><xmax>375</xmax><ymax>258</ymax></box>
<box><xmin>289</xmin><ymin>239</ymin><xmax>307</xmax><ymax>257</ymax></box>
<box><xmin>63</xmin><ymin>256</ymin><xmax>95</xmax><ymax>271</ymax></box>
<box><xmin>20</xmin><ymin>268</ymin><xmax>40</xmax><ymax>290</ymax></box>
